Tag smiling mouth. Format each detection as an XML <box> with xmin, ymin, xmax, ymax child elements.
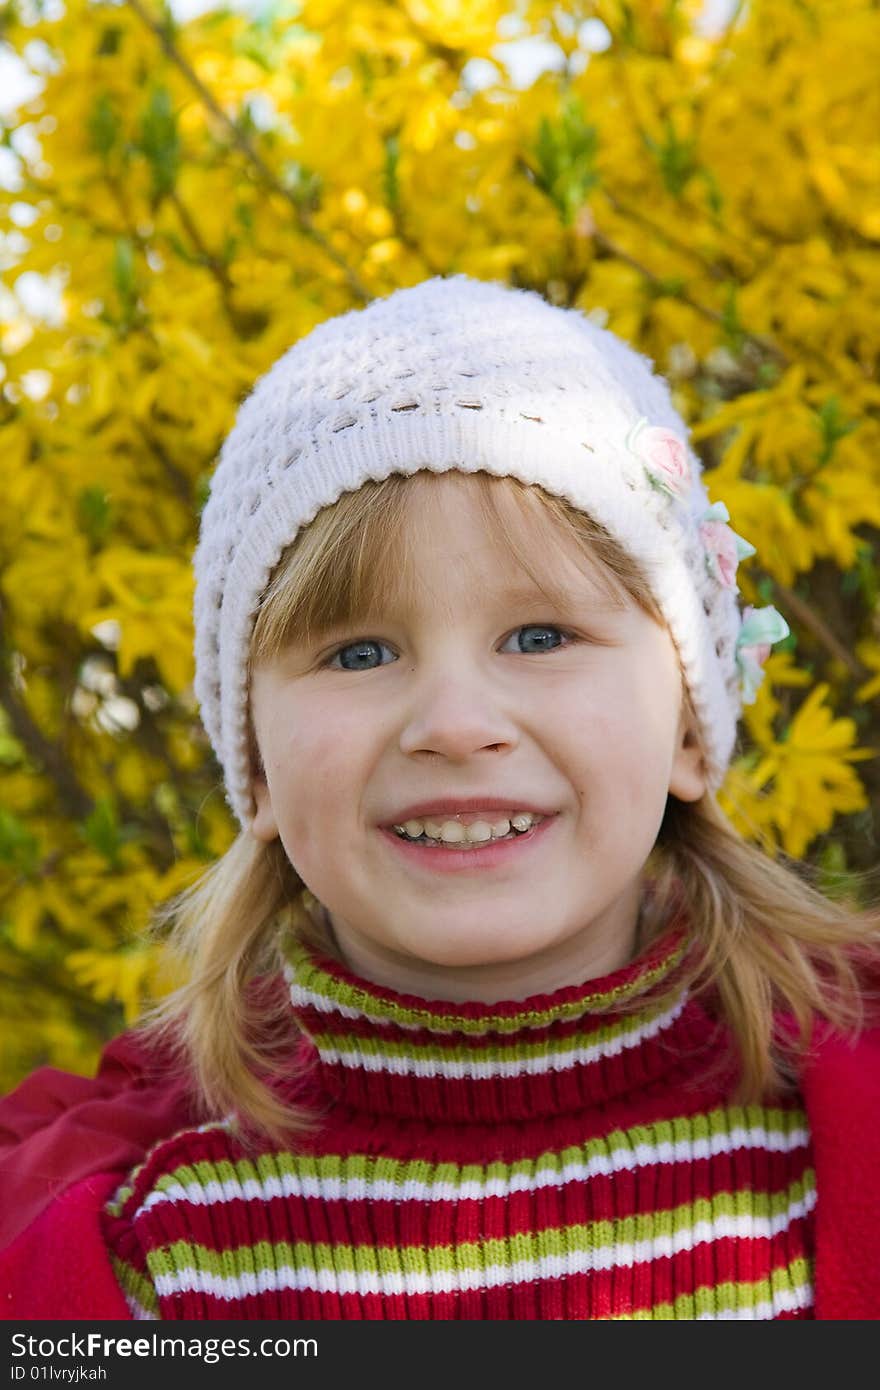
<box><xmin>380</xmin><ymin>815</ymin><xmax>554</xmax><ymax>869</ymax></box>
<box><xmin>393</xmin><ymin>822</ymin><xmax>538</xmax><ymax>849</ymax></box>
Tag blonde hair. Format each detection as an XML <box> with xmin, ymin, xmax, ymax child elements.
<box><xmin>137</xmin><ymin>471</ymin><xmax>880</xmax><ymax>1149</ymax></box>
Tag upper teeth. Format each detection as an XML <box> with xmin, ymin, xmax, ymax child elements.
<box><xmin>392</xmin><ymin>812</ymin><xmax>543</xmax><ymax>844</ymax></box>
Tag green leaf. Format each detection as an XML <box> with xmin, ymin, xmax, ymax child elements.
<box><xmin>531</xmin><ymin>95</ymin><xmax>599</xmax><ymax>227</ymax></box>
<box><xmin>756</xmin><ymin>576</ymin><xmax>775</xmax><ymax>603</ymax></box>
<box><xmin>698</xmin><ymin>166</ymin><xmax>723</xmax><ymax>215</ymax></box>
<box><xmin>648</xmin><ymin>275</ymin><xmax>686</xmax><ymax>298</ymax></box>
<box><xmin>644</xmin><ymin>115</ymin><xmax>698</xmax><ymax>197</ymax></box>
<box><xmin>816</xmin><ymin>840</ymin><xmax>860</xmax><ymax>903</ymax></box>
<box><xmin>720</xmin><ymin>281</ymin><xmax>746</xmax><ymax>356</ymax></box>
<box><xmin>112</xmin><ymin>237</ymin><xmax>137</xmax><ymax>306</ymax></box>
<box><xmin>0</xmin><ymin>808</ymin><xmax>41</xmax><ymax>876</ymax></box>
<box><xmin>355</xmin><ymin>50</ymin><xmax>375</xmax><ymax>98</ymax></box>
<box><xmin>841</xmin><ymin>543</ymin><xmax>878</xmax><ymax>607</ymax></box>
<box><xmin>95</xmin><ymin>25</ymin><xmax>123</xmax><ymax>58</ymax></box>
<box><xmin>756</xmin><ymin>361</ymin><xmax>781</xmax><ymax>387</ymax></box>
<box><xmin>0</xmin><ymin>731</ymin><xmax>24</xmax><ymax>767</ymax></box>
<box><xmin>0</xmin><ymin>704</ymin><xmax>25</xmax><ymax>769</ymax></box>
<box><xmin>235</xmin><ymin>42</ymin><xmax>273</xmax><ymax>73</ymax></box>
<box><xmin>814</xmin><ymin>395</ymin><xmax>859</xmax><ymax>468</ymax></box>
<box><xmin>194</xmin><ymin>473</ymin><xmax>212</xmax><ymax>515</ymax></box>
<box><xmin>78</xmin><ymin>797</ymin><xmax>123</xmax><ymax>869</ymax></box>
<box><xmin>139</xmin><ymin>85</ymin><xmax>180</xmax><ymax>201</ymax></box>
<box><xmin>77</xmin><ymin>486</ymin><xmax>114</xmax><ymax>547</ymax></box>
<box><xmin>156</xmin><ymin>0</ymin><xmax>178</xmax><ymax>44</ymax></box>
<box><xmin>88</xmin><ymin>92</ymin><xmax>120</xmax><ymax>160</ymax></box>
<box><xmin>618</xmin><ymin>2</ymin><xmax>638</xmax><ymax>45</ymax></box>
<box><xmin>280</xmin><ymin>161</ymin><xmax>322</xmax><ymax>211</ymax></box>
<box><xmin>383</xmin><ymin>130</ymin><xmax>401</xmax><ymax>212</ymax></box>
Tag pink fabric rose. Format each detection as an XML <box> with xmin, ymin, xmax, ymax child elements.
<box><xmin>626</xmin><ymin>420</ymin><xmax>692</xmax><ymax>498</ymax></box>
<box><xmin>699</xmin><ymin>501</ymin><xmax>756</xmax><ymax>592</ymax></box>
<box><xmin>700</xmin><ymin>520</ymin><xmax>740</xmax><ymax>589</ymax></box>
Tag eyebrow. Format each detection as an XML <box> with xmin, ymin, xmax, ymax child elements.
<box><xmin>486</xmin><ymin>581</ymin><xmax>622</xmax><ymax>611</ymax></box>
<box><xmin>385</xmin><ymin>578</ymin><xmax>625</xmax><ymax>620</ymax></box>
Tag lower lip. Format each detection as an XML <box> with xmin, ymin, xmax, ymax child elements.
<box><xmin>378</xmin><ymin>816</ymin><xmax>557</xmax><ymax>872</ymax></box>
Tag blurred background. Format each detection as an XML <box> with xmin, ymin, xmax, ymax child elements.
<box><xmin>1</xmin><ymin>0</ymin><xmax>878</xmax><ymax>1094</ymax></box>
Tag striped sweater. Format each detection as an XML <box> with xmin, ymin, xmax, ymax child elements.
<box><xmin>102</xmin><ymin>918</ymin><xmax>816</xmax><ymax>1320</ymax></box>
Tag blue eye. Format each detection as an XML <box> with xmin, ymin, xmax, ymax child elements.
<box><xmin>326</xmin><ymin>639</ymin><xmax>395</xmax><ymax>672</ymax></box>
<box><xmin>324</xmin><ymin>625</ymin><xmax>574</xmax><ymax>670</ymax></box>
<box><xmin>503</xmin><ymin>625</ymin><xmax>571</xmax><ymax>655</ymax></box>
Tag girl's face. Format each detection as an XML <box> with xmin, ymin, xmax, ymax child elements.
<box><xmin>250</xmin><ymin>475</ymin><xmax>706</xmax><ymax>1002</ymax></box>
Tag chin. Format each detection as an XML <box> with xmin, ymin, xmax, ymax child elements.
<box><xmin>404</xmin><ymin>935</ymin><xmax>548</xmax><ymax>972</ymax></box>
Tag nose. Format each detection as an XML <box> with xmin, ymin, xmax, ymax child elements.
<box><xmin>397</xmin><ymin>672</ymin><xmax>520</xmax><ymax>761</ymax></box>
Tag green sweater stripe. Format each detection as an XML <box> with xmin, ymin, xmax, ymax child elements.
<box><xmin>110</xmin><ymin>1253</ymin><xmax>160</xmax><ymax>1318</ymax></box>
<box><xmin>606</xmin><ymin>1259</ymin><xmax>813</xmax><ymax>1319</ymax></box>
<box><xmin>143</xmin><ymin>1173</ymin><xmax>814</xmax><ymax>1285</ymax></box>
<box><xmin>138</xmin><ymin>1105</ymin><xmax>809</xmax><ymax>1208</ymax></box>
<box><xmin>284</xmin><ymin>937</ymin><xmax>689</xmax><ymax>1034</ymax></box>
<box><xmin>306</xmin><ymin>994</ymin><xmax>679</xmax><ymax>1067</ymax></box>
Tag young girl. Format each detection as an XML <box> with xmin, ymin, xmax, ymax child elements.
<box><xmin>2</xmin><ymin>275</ymin><xmax>879</xmax><ymax>1321</ymax></box>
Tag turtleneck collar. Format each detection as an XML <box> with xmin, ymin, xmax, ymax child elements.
<box><xmin>279</xmin><ymin>904</ymin><xmax>715</xmax><ymax>1124</ymax></box>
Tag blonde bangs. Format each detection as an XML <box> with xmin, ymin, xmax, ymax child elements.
<box><xmin>251</xmin><ymin>469</ymin><xmax>662</xmax><ymax>663</ymax></box>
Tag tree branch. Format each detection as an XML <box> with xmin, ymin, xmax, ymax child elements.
<box><xmin>768</xmin><ymin>578</ymin><xmax>870</xmax><ymax>681</ymax></box>
<box><xmin>0</xmin><ymin>654</ymin><xmax>95</xmax><ymax>825</ymax></box>
<box><xmin>125</xmin><ymin>0</ymin><xmax>375</xmax><ymax>307</ymax></box>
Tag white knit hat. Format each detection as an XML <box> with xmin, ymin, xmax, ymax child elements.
<box><xmin>193</xmin><ymin>275</ymin><xmax>789</xmax><ymax>831</ymax></box>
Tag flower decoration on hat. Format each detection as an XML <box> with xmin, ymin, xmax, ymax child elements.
<box><xmin>625</xmin><ymin>417</ymin><xmax>692</xmax><ymax>499</ymax></box>
<box><xmin>735</xmin><ymin>604</ymin><xmax>790</xmax><ymax>703</ymax></box>
<box><xmin>699</xmin><ymin>501</ymin><xmax>757</xmax><ymax>592</ymax></box>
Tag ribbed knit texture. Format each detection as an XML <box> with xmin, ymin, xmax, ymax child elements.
<box><xmin>102</xmin><ymin>916</ymin><xmax>815</xmax><ymax>1320</ymax></box>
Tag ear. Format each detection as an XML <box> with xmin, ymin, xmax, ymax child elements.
<box><xmin>250</xmin><ymin>770</ymin><xmax>280</xmax><ymax>842</ymax></box>
<box><xmin>667</xmin><ymin>707</ymin><xmax>708</xmax><ymax>804</ymax></box>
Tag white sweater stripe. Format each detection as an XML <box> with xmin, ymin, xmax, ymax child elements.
<box><xmin>137</xmin><ymin>1121</ymin><xmax>810</xmax><ymax>1218</ymax></box>
<box><xmin>151</xmin><ymin>1187</ymin><xmax>816</xmax><ymax>1303</ymax></box>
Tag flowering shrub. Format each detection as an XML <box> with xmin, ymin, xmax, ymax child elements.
<box><xmin>0</xmin><ymin>0</ymin><xmax>877</xmax><ymax>1089</ymax></box>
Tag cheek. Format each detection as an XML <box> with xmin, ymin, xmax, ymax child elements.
<box><xmin>265</xmin><ymin>709</ymin><xmax>368</xmax><ymax>816</ymax></box>
<box><xmin>561</xmin><ymin>668</ymin><xmax>677</xmax><ymax>785</ymax></box>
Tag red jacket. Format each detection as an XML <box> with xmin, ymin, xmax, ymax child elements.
<box><xmin>2</xmin><ymin>1020</ymin><xmax>879</xmax><ymax>1320</ymax></box>
<box><xmin>0</xmin><ymin>1028</ymin><xmax>198</xmax><ymax>1320</ymax></box>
